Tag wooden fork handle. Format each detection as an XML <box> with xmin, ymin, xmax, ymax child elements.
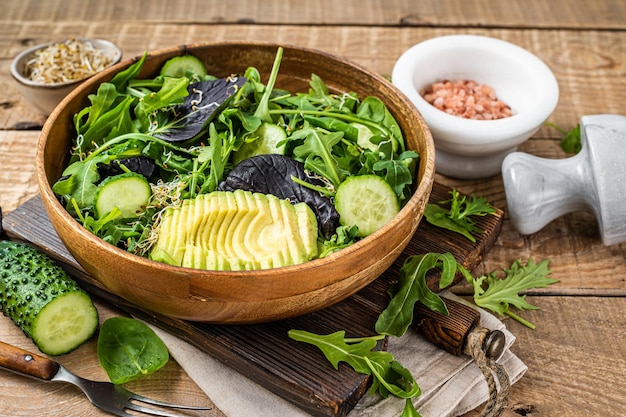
<box><xmin>0</xmin><ymin>340</ymin><xmax>60</xmax><ymax>381</ymax></box>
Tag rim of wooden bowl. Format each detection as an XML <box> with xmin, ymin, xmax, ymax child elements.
<box><xmin>36</xmin><ymin>41</ymin><xmax>435</xmax><ymax>322</ymax></box>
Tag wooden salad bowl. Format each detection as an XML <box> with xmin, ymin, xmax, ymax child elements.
<box><xmin>36</xmin><ymin>42</ymin><xmax>435</xmax><ymax>323</ymax></box>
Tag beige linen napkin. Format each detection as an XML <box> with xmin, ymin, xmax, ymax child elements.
<box><xmin>145</xmin><ymin>292</ymin><xmax>527</xmax><ymax>417</ymax></box>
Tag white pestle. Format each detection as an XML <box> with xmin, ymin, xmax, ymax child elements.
<box><xmin>502</xmin><ymin>114</ymin><xmax>626</xmax><ymax>246</ymax></box>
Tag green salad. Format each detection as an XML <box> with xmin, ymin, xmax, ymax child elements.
<box><xmin>52</xmin><ymin>47</ymin><xmax>419</xmax><ymax>270</ymax></box>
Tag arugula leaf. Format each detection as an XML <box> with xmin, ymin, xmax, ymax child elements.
<box><xmin>424</xmin><ymin>189</ymin><xmax>496</xmax><ymax>242</ymax></box>
<box><xmin>291</xmin><ymin>127</ymin><xmax>348</xmax><ymax>188</ymax></box>
<box><xmin>79</xmin><ymin>95</ymin><xmax>137</xmax><ymax>148</ymax></box>
<box><xmin>356</xmin><ymin>96</ymin><xmax>405</xmax><ymax>153</ymax></box>
<box><xmin>288</xmin><ymin>330</ymin><xmax>421</xmax><ymax>416</ymax></box>
<box><xmin>254</xmin><ymin>47</ymin><xmax>283</xmax><ymax>123</ymax></box>
<box><xmin>373</xmin><ymin>150</ymin><xmax>419</xmax><ymax>205</ymax></box>
<box><xmin>97</xmin><ymin>317</ymin><xmax>169</xmax><ymax>385</ymax></box>
<box><xmin>135</xmin><ymin>75</ymin><xmax>189</xmax><ymax>121</ymax></box>
<box><xmin>375</xmin><ymin>252</ymin><xmax>462</xmax><ymax>337</ymax></box>
<box><xmin>53</xmin><ymin>154</ymin><xmax>110</xmax><ymax>209</ymax></box>
<box><xmin>318</xmin><ymin>225</ymin><xmax>359</xmax><ymax>257</ymax></box>
<box><xmin>465</xmin><ymin>258</ymin><xmax>559</xmax><ymax>329</ymax></box>
<box><xmin>545</xmin><ymin>121</ymin><xmax>582</xmax><ymax>154</ymax></box>
<box><xmin>288</xmin><ymin>330</ymin><xmax>383</xmax><ymax>373</ymax></box>
<box><xmin>304</xmin><ymin>73</ymin><xmax>358</xmax><ymax>111</ymax></box>
<box><xmin>560</xmin><ymin>124</ymin><xmax>581</xmax><ymax>153</ymax></box>
<box><xmin>109</xmin><ymin>53</ymin><xmax>147</xmax><ymax>93</ymax></box>
<box><xmin>76</xmin><ymin>82</ymin><xmax>120</xmax><ymax>135</ymax></box>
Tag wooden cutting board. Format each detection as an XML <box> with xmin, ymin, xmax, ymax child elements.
<box><xmin>1</xmin><ymin>182</ymin><xmax>503</xmax><ymax>417</ymax></box>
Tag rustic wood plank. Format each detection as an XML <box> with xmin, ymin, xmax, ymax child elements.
<box><xmin>2</xmin><ymin>23</ymin><xmax>625</xmax><ymax>134</ymax></box>
<box><xmin>2</xmin><ymin>5</ymin><xmax>625</xmax><ymax>415</ymax></box>
<box><xmin>3</xmin><ymin>0</ymin><xmax>626</xmax><ymax>29</ymax></box>
<box><xmin>463</xmin><ymin>296</ymin><xmax>626</xmax><ymax>417</ymax></box>
<box><xmin>0</xmin><ymin>131</ymin><xmax>40</xmax><ymax>212</ymax></box>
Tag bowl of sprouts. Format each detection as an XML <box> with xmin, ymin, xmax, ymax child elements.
<box><xmin>10</xmin><ymin>38</ymin><xmax>122</xmax><ymax>115</ymax></box>
<box><xmin>36</xmin><ymin>42</ymin><xmax>435</xmax><ymax>323</ymax></box>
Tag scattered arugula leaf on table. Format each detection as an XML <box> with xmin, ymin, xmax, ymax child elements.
<box><xmin>545</xmin><ymin>121</ymin><xmax>582</xmax><ymax>154</ymax></box>
<box><xmin>424</xmin><ymin>189</ymin><xmax>496</xmax><ymax>242</ymax></box>
<box><xmin>464</xmin><ymin>258</ymin><xmax>559</xmax><ymax>329</ymax></box>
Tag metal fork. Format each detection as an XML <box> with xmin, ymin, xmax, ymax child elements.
<box><xmin>0</xmin><ymin>340</ymin><xmax>212</xmax><ymax>417</ymax></box>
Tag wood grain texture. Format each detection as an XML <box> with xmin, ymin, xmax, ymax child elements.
<box><xmin>0</xmin><ymin>298</ymin><xmax>218</xmax><ymax>417</ymax></box>
<box><xmin>412</xmin><ymin>299</ymin><xmax>481</xmax><ymax>356</ymax></box>
<box><xmin>1</xmin><ymin>1</ymin><xmax>625</xmax><ymax>416</ymax></box>
<box><xmin>3</xmin><ymin>0</ymin><xmax>626</xmax><ymax>29</ymax></box>
<box><xmin>464</xmin><ymin>296</ymin><xmax>626</xmax><ymax>417</ymax></box>
<box><xmin>2</xmin><ymin>24</ymin><xmax>625</xmax><ymax>135</ymax></box>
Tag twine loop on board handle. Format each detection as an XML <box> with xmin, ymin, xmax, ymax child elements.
<box><xmin>464</xmin><ymin>326</ymin><xmax>511</xmax><ymax>417</ymax></box>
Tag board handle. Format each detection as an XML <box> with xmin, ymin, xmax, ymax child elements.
<box><xmin>412</xmin><ymin>298</ymin><xmax>506</xmax><ymax>359</ymax></box>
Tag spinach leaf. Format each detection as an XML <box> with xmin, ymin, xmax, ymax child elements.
<box><xmin>97</xmin><ymin>317</ymin><xmax>169</xmax><ymax>385</ymax></box>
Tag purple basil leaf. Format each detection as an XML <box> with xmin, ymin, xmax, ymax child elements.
<box><xmin>155</xmin><ymin>76</ymin><xmax>247</xmax><ymax>142</ymax></box>
<box><xmin>218</xmin><ymin>154</ymin><xmax>340</xmax><ymax>238</ymax></box>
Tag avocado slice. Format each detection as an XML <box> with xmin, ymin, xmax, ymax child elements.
<box><xmin>150</xmin><ymin>190</ymin><xmax>319</xmax><ymax>270</ymax></box>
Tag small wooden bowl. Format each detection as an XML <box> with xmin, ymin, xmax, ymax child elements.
<box><xmin>36</xmin><ymin>42</ymin><xmax>435</xmax><ymax>323</ymax></box>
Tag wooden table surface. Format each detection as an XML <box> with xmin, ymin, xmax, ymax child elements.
<box><xmin>1</xmin><ymin>1</ymin><xmax>625</xmax><ymax>416</ymax></box>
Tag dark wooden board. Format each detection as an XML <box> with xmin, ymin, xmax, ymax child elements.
<box><xmin>1</xmin><ymin>182</ymin><xmax>503</xmax><ymax>417</ymax></box>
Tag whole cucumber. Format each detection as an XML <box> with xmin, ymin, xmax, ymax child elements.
<box><xmin>0</xmin><ymin>241</ymin><xmax>99</xmax><ymax>355</ymax></box>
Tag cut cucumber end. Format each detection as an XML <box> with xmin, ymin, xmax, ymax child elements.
<box><xmin>335</xmin><ymin>175</ymin><xmax>400</xmax><ymax>237</ymax></box>
<box><xmin>31</xmin><ymin>292</ymin><xmax>99</xmax><ymax>355</ymax></box>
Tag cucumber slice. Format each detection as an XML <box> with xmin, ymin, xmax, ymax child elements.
<box><xmin>94</xmin><ymin>172</ymin><xmax>151</xmax><ymax>219</ymax></box>
<box><xmin>32</xmin><ymin>292</ymin><xmax>100</xmax><ymax>355</ymax></box>
<box><xmin>335</xmin><ymin>175</ymin><xmax>400</xmax><ymax>237</ymax></box>
<box><xmin>232</xmin><ymin>123</ymin><xmax>287</xmax><ymax>165</ymax></box>
<box><xmin>0</xmin><ymin>241</ymin><xmax>99</xmax><ymax>355</ymax></box>
<box><xmin>160</xmin><ymin>55</ymin><xmax>208</xmax><ymax>79</ymax></box>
